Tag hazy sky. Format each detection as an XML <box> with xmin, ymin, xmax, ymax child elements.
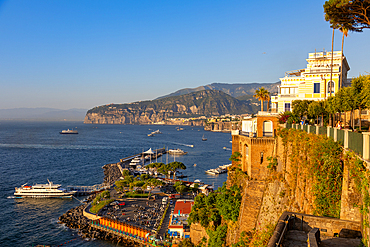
<box><xmin>0</xmin><ymin>0</ymin><xmax>369</xmax><ymax>110</ymax></box>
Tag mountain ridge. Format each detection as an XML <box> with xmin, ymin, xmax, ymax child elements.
<box><xmin>156</xmin><ymin>82</ymin><xmax>280</xmax><ymax>99</ymax></box>
<box><xmin>84</xmin><ymin>90</ymin><xmax>258</xmax><ymax>124</ymax></box>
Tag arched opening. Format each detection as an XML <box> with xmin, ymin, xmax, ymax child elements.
<box><xmin>327</xmin><ymin>81</ymin><xmax>335</xmax><ymax>94</ymax></box>
<box><xmin>263</xmin><ymin>121</ymin><xmax>273</xmax><ymax>137</ymax></box>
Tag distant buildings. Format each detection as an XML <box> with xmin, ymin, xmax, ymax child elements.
<box><xmin>271</xmin><ymin>51</ymin><xmax>350</xmax><ymax>113</ymax></box>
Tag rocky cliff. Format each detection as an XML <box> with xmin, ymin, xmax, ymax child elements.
<box><xmin>189</xmin><ymin>128</ymin><xmax>364</xmax><ymax>246</ymax></box>
<box><xmin>84</xmin><ymin>90</ymin><xmax>255</xmax><ymax>124</ymax></box>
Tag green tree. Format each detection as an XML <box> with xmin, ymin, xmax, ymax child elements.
<box><xmin>143</xmin><ymin>178</ymin><xmax>164</xmax><ymax>195</ymax></box>
<box><xmin>121</xmin><ymin>169</ymin><xmax>130</xmax><ymax>177</ymax></box>
<box><xmin>168</xmin><ymin>161</ymin><xmax>187</xmax><ymax>180</ymax></box>
<box><xmin>351</xmin><ymin>75</ymin><xmax>366</xmax><ymax>130</ymax></box>
<box><xmin>308</xmin><ymin>101</ymin><xmax>324</xmax><ymax>125</ymax></box>
<box><xmin>324</xmin><ymin>0</ymin><xmax>370</xmax><ymax>32</ymax></box>
<box><xmin>292</xmin><ymin>100</ymin><xmax>312</xmax><ymax>121</ymax></box>
<box><xmin>146</xmin><ymin>162</ymin><xmax>165</xmax><ymax>169</ymax></box>
<box><xmin>341</xmin><ymin>87</ymin><xmax>357</xmax><ymax>128</ymax></box>
<box><xmin>253</xmin><ymin>87</ymin><xmax>270</xmax><ymax>112</ymax></box>
<box><xmin>229</xmin><ymin>151</ymin><xmax>242</xmax><ymax>167</ymax></box>
<box><xmin>326</xmin><ymin>96</ymin><xmax>340</xmax><ymax>126</ymax></box>
<box><xmin>361</xmin><ymin>75</ymin><xmax>370</xmax><ymax>109</ymax></box>
<box><xmin>174</xmin><ymin>181</ymin><xmax>188</xmax><ymax>194</ymax></box>
<box><xmin>278</xmin><ymin>111</ymin><xmax>299</xmax><ymax>124</ymax></box>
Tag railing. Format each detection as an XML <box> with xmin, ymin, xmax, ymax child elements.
<box><xmin>280</xmin><ymin>94</ymin><xmax>297</xmax><ymax>98</ymax></box>
<box><xmin>240</xmin><ymin>131</ymin><xmax>257</xmax><ymax>137</ymax></box>
<box><xmin>263</xmin><ymin>132</ymin><xmax>273</xmax><ymax>137</ymax></box>
<box><xmin>284</xmin><ymin>124</ymin><xmax>370</xmax><ymax>161</ymax></box>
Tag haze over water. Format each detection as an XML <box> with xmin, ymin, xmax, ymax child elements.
<box><xmin>0</xmin><ymin>121</ymin><xmax>231</xmax><ymax>247</ymax></box>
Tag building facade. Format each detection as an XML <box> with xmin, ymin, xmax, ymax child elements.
<box><xmin>231</xmin><ymin>115</ymin><xmax>279</xmax><ymax>179</ymax></box>
<box><xmin>271</xmin><ymin>51</ymin><xmax>350</xmax><ymax>113</ymax></box>
<box><xmin>168</xmin><ymin>200</ymin><xmax>194</xmax><ymax>239</ymax></box>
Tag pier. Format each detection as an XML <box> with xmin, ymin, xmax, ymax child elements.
<box><xmin>67</xmin><ymin>184</ymin><xmax>110</xmax><ymax>196</ymax></box>
<box><xmin>119</xmin><ymin>148</ymin><xmax>166</xmax><ymax>170</ymax></box>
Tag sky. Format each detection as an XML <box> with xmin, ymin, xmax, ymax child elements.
<box><xmin>0</xmin><ymin>0</ymin><xmax>369</xmax><ymax>110</ymax></box>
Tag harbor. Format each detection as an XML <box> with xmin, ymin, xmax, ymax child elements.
<box><xmin>56</xmin><ymin>142</ymin><xmax>225</xmax><ymax>246</ymax></box>
<box><xmin>1</xmin><ymin>122</ymin><xmax>231</xmax><ymax>247</ymax></box>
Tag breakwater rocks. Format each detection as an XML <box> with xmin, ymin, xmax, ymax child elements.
<box><xmin>59</xmin><ymin>205</ymin><xmax>93</xmax><ymax>237</ymax></box>
<box><xmin>103</xmin><ymin>163</ymin><xmax>122</xmax><ymax>185</ymax></box>
<box><xmin>58</xmin><ymin>204</ymin><xmax>137</xmax><ymax>246</ymax></box>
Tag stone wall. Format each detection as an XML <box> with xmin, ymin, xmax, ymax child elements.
<box><xmin>289</xmin><ymin>212</ymin><xmax>361</xmax><ymax>237</ymax></box>
<box><xmin>231</xmin><ymin>134</ymin><xmax>275</xmax><ymax>180</ymax></box>
<box><xmin>225</xmin><ymin>130</ymin><xmax>363</xmax><ymax>246</ymax></box>
<box><xmin>189</xmin><ymin>223</ymin><xmax>208</xmax><ymax>245</ymax></box>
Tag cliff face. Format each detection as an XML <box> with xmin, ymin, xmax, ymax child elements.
<box><xmin>223</xmin><ymin>130</ymin><xmax>362</xmax><ymax>246</ymax></box>
<box><xmin>84</xmin><ymin>90</ymin><xmax>255</xmax><ymax>124</ymax></box>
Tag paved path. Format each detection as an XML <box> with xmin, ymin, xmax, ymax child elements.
<box><xmin>158</xmin><ymin>202</ymin><xmax>174</xmax><ymax>238</ymax></box>
<box><xmin>282</xmin><ymin>230</ymin><xmax>362</xmax><ymax>247</ymax></box>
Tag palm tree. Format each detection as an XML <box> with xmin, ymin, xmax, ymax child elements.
<box><xmin>339</xmin><ymin>26</ymin><xmax>348</xmax><ymax>89</ymax></box>
<box><xmin>329</xmin><ymin>27</ymin><xmax>335</xmax><ymax>98</ymax></box>
<box><xmin>253</xmin><ymin>87</ymin><xmax>270</xmax><ymax>112</ymax></box>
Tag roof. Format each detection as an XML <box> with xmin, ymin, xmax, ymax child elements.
<box><xmin>173</xmin><ymin>200</ymin><xmax>194</xmax><ymax>215</ymax></box>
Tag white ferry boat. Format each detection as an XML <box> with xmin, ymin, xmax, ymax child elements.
<box><xmin>60</xmin><ymin>129</ymin><xmax>78</xmax><ymax>134</ymax></box>
<box><xmin>14</xmin><ymin>180</ymin><xmax>76</xmax><ymax>198</ymax></box>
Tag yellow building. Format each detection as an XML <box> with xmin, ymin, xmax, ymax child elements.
<box><xmin>271</xmin><ymin>51</ymin><xmax>350</xmax><ymax>113</ymax></box>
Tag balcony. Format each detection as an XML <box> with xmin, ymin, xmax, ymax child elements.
<box><xmin>240</xmin><ymin>131</ymin><xmax>257</xmax><ymax>137</ymax></box>
<box><xmin>280</xmin><ymin>94</ymin><xmax>297</xmax><ymax>98</ymax></box>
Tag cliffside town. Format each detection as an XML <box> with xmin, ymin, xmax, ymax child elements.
<box><xmin>84</xmin><ymin>90</ymin><xmax>258</xmax><ymax>125</ymax></box>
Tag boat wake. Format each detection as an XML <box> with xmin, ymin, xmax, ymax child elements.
<box><xmin>172</xmin><ymin>142</ymin><xmax>194</xmax><ymax>148</ymax></box>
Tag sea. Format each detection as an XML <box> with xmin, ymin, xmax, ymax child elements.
<box><xmin>0</xmin><ymin>121</ymin><xmax>232</xmax><ymax>247</ymax></box>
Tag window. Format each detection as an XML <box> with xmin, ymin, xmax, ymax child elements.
<box><xmin>284</xmin><ymin>103</ymin><xmax>291</xmax><ymax>112</ymax></box>
<box><xmin>245</xmin><ymin>145</ymin><xmax>249</xmax><ymax>158</ymax></box>
<box><xmin>328</xmin><ymin>81</ymin><xmax>334</xmax><ymax>94</ymax></box>
<box><xmin>263</xmin><ymin>121</ymin><xmax>273</xmax><ymax>137</ymax></box>
<box><xmin>314</xmin><ymin>83</ymin><xmax>320</xmax><ymax>93</ymax></box>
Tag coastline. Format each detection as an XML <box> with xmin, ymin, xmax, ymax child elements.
<box><xmin>58</xmin><ymin>163</ymin><xmax>138</xmax><ymax>246</ymax></box>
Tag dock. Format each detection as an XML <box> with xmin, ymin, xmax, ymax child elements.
<box><xmin>67</xmin><ymin>184</ymin><xmax>110</xmax><ymax>196</ymax></box>
<box><xmin>119</xmin><ymin>148</ymin><xmax>166</xmax><ymax>169</ymax></box>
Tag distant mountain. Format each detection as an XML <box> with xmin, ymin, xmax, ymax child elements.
<box><xmin>0</xmin><ymin>108</ymin><xmax>87</xmax><ymax>121</ymax></box>
<box><xmin>84</xmin><ymin>90</ymin><xmax>256</xmax><ymax>124</ymax></box>
<box><xmin>156</xmin><ymin>82</ymin><xmax>280</xmax><ymax>99</ymax></box>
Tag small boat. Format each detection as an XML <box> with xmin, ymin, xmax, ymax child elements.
<box><xmin>168</xmin><ymin>149</ymin><xmax>188</xmax><ymax>155</ymax></box>
<box><xmin>202</xmin><ymin>134</ymin><xmax>207</xmax><ymax>141</ymax></box>
<box><xmin>176</xmin><ymin>174</ymin><xmax>188</xmax><ymax>178</ymax></box>
<box><xmin>60</xmin><ymin>129</ymin><xmax>78</xmax><ymax>134</ymax></box>
<box><xmin>14</xmin><ymin>180</ymin><xmax>76</xmax><ymax>198</ymax></box>
<box><xmin>129</xmin><ymin>157</ymin><xmax>143</xmax><ymax>167</ymax></box>
<box><xmin>152</xmin><ymin>130</ymin><xmax>162</xmax><ymax>134</ymax></box>
<box><xmin>205</xmin><ymin>169</ymin><xmax>220</xmax><ymax>175</ymax></box>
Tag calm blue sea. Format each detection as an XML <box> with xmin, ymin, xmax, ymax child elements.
<box><xmin>0</xmin><ymin>121</ymin><xmax>232</xmax><ymax>247</ymax></box>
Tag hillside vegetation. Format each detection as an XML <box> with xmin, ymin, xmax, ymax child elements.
<box><xmin>84</xmin><ymin>90</ymin><xmax>258</xmax><ymax>124</ymax></box>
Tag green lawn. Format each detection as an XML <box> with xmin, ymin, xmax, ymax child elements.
<box><xmin>90</xmin><ymin>199</ymin><xmax>114</xmax><ymax>214</ymax></box>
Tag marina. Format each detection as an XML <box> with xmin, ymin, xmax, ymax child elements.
<box><xmin>0</xmin><ymin>122</ymin><xmax>231</xmax><ymax>247</ymax></box>
<box><xmin>205</xmin><ymin>164</ymin><xmax>232</xmax><ymax>175</ymax></box>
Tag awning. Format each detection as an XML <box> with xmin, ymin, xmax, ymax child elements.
<box><xmin>143</xmin><ymin>148</ymin><xmax>154</xmax><ymax>154</ymax></box>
